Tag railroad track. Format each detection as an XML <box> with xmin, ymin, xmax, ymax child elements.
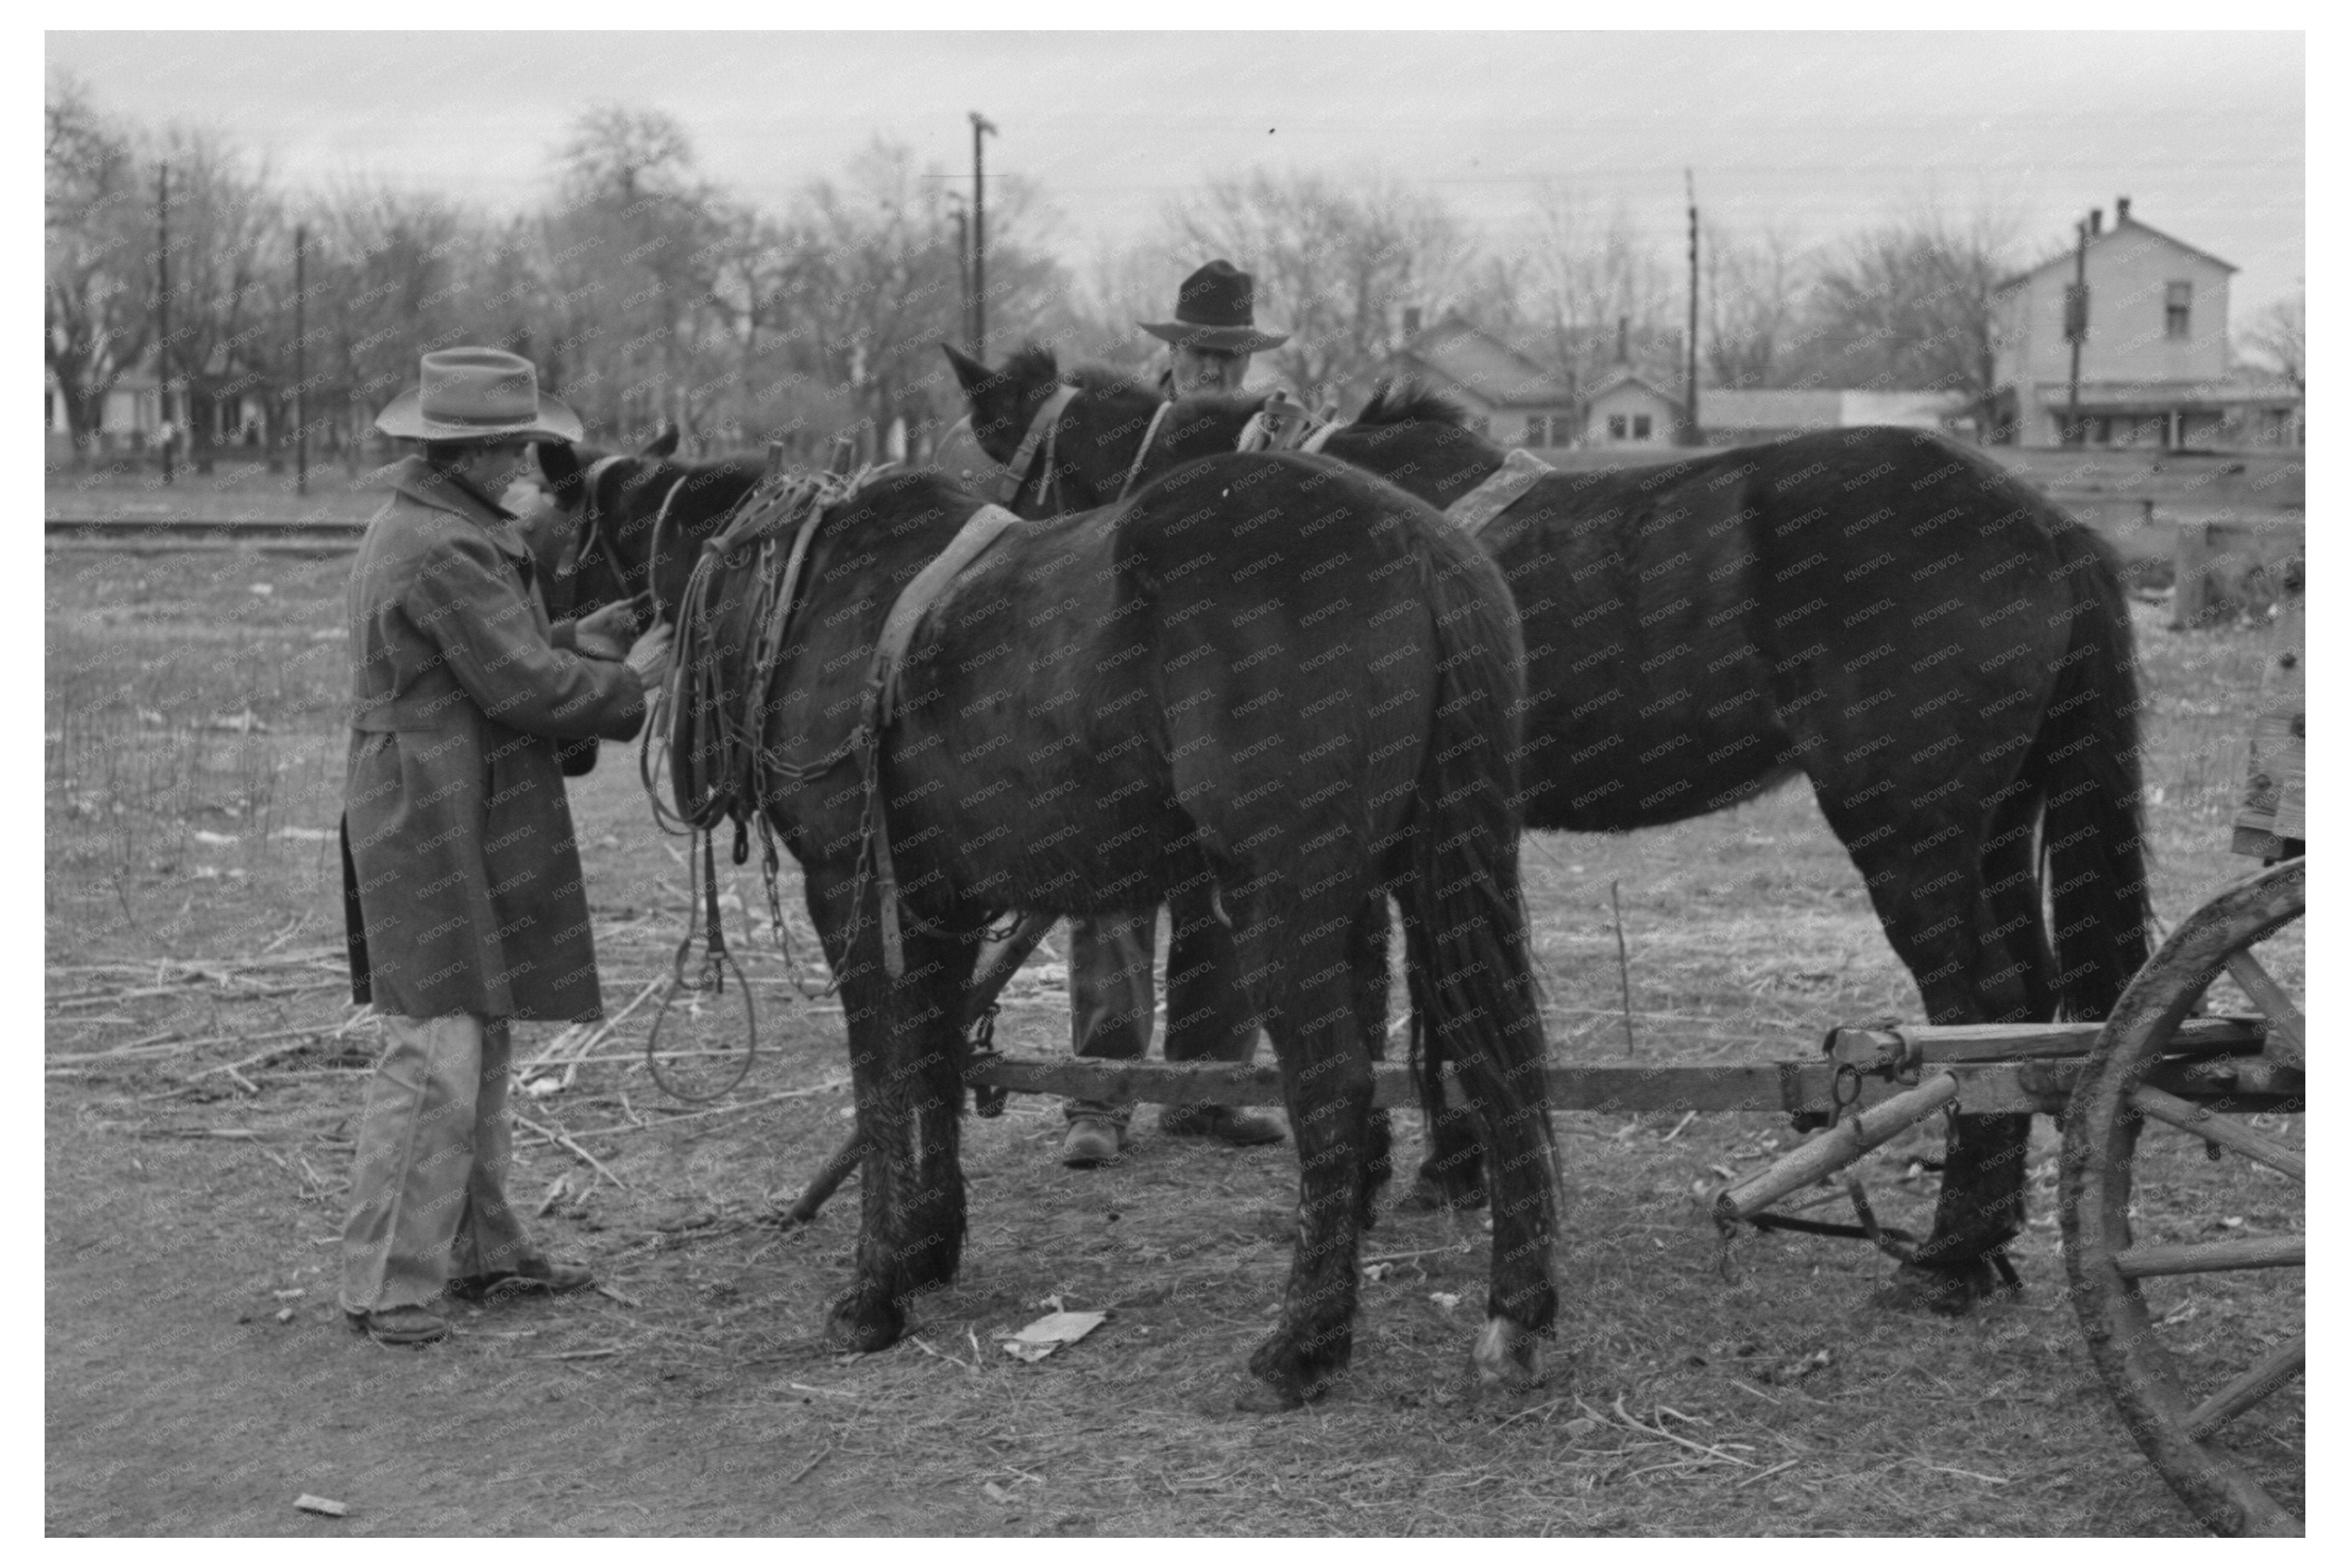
<box><xmin>45</xmin><ymin>514</ymin><xmax>368</xmax><ymax>550</ymax></box>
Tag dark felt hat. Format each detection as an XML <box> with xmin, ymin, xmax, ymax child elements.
<box><xmin>1139</xmin><ymin>260</ymin><xmax>1289</xmax><ymax>353</ymax></box>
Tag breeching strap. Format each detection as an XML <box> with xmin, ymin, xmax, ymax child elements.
<box><xmin>859</xmin><ymin>502</ymin><xmax>1025</xmax><ymax>975</ymax></box>
<box><xmin>1444</xmin><ymin>446</ymin><xmax>1553</xmax><ymax>539</ymax></box>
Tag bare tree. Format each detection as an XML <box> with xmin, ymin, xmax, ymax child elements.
<box><xmin>298</xmin><ymin>182</ymin><xmax>484</xmax><ymax>465</ymax></box>
<box><xmin>1167</xmin><ymin>169</ymin><xmax>1468</xmax><ymax>405</ymax></box>
<box><xmin>1780</xmin><ymin>198</ymin><xmax>2018</xmax><ymax>397</ymax></box>
<box><xmin>1702</xmin><ymin>220</ymin><xmax>1809</xmax><ymax>389</ymax></box>
<box><xmin>45</xmin><ymin>74</ymin><xmax>150</xmax><ymax>465</ymax></box>
<box><xmin>1464</xmin><ymin>183</ymin><xmax>1681</xmax><ymax>399</ymax></box>
<box><xmin>2241</xmin><ymin>285</ymin><xmax>2305</xmax><ymax>391</ymax></box>
<box><xmin>543</xmin><ymin>105</ymin><xmax>733</xmax><ymax>442</ymax></box>
<box><xmin>149</xmin><ymin>124</ymin><xmax>285</xmax><ymax>468</ymax></box>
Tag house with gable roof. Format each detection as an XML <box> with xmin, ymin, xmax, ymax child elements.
<box><xmin>1376</xmin><ymin>312</ymin><xmax>1581</xmax><ymax>449</ymax></box>
<box><xmin>1989</xmin><ymin>198</ymin><xmax>2301</xmax><ymax>450</ymax></box>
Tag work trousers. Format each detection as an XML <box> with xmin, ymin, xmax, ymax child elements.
<box><xmin>339</xmin><ymin>1013</ymin><xmax>537</xmax><ymax>1315</ymax></box>
<box><xmin>1065</xmin><ymin>882</ymin><xmax>1259</xmax><ymax>1127</ymax></box>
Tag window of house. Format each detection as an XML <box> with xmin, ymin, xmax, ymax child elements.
<box><xmin>1470</xmin><ymin>416</ymin><xmax>1490</xmax><ymax>438</ymax></box>
<box><xmin>1607</xmin><ymin>414</ymin><xmax>1627</xmax><ymax>440</ymax></box>
<box><xmin>2165</xmin><ymin>282</ymin><xmax>2192</xmax><ymax>339</ymax></box>
<box><xmin>1632</xmin><ymin>414</ymin><xmax>1652</xmax><ymax>440</ymax></box>
<box><xmin>1524</xmin><ymin>416</ymin><xmax>1548</xmax><ymax>447</ymax></box>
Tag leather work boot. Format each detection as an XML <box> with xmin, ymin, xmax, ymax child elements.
<box><xmin>1159</xmin><ymin>1104</ymin><xmax>1287</xmax><ymax>1146</ymax></box>
<box><xmin>1060</xmin><ymin>1115</ymin><xmax>1126</xmax><ymax>1168</ymax></box>
<box><xmin>346</xmin><ymin>1304</ymin><xmax>451</xmax><ymax>1347</ymax></box>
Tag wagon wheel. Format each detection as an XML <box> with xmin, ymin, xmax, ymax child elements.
<box><xmin>2061</xmin><ymin>858</ymin><xmax>2305</xmax><ymax>1536</ymax></box>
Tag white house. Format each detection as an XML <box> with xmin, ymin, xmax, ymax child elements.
<box><xmin>1989</xmin><ymin>198</ymin><xmax>2301</xmax><ymax>449</ymax></box>
<box><xmin>1582</xmin><ymin>370</ymin><xmax>1682</xmax><ymax>447</ymax></box>
<box><xmin>1377</xmin><ymin>314</ymin><xmax>1579</xmax><ymax>448</ymax></box>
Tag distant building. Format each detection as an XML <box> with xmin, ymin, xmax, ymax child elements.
<box><xmin>1582</xmin><ymin>370</ymin><xmax>1682</xmax><ymax>447</ymax></box>
<box><xmin>1700</xmin><ymin>388</ymin><xmax>1970</xmax><ymax>446</ymax></box>
<box><xmin>45</xmin><ymin>350</ymin><xmax>169</xmax><ymax>448</ymax></box>
<box><xmin>1377</xmin><ymin>313</ymin><xmax>1579</xmax><ymax>448</ymax></box>
<box><xmin>1989</xmin><ymin>198</ymin><xmax>2301</xmax><ymax>449</ymax></box>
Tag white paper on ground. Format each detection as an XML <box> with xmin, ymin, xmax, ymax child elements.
<box><xmin>999</xmin><ymin>1309</ymin><xmax>1108</xmax><ymax>1363</ymax></box>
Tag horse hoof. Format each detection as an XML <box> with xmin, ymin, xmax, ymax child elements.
<box><xmin>1472</xmin><ymin>1315</ymin><xmax>1546</xmax><ymax>1390</ymax></box>
<box><xmin>1231</xmin><ymin>1379</ymin><xmax>1307</xmax><ymax>1415</ymax></box>
<box><xmin>825</xmin><ymin>1292</ymin><xmax>906</xmax><ymax>1353</ymax></box>
<box><xmin>1870</xmin><ymin>1260</ymin><xmax>2017</xmax><ymax>1318</ymax></box>
<box><xmin>1246</xmin><ymin>1333</ymin><xmax>1347</xmax><ymax>1406</ymax></box>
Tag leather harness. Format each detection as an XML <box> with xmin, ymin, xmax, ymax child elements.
<box><xmin>1442</xmin><ymin>446</ymin><xmax>1553</xmax><ymax>539</ymax></box>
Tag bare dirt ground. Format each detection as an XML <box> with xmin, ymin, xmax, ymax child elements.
<box><xmin>45</xmin><ymin>540</ymin><xmax>2301</xmax><ymax>1535</ymax></box>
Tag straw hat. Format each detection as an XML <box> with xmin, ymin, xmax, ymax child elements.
<box><xmin>373</xmin><ymin>347</ymin><xmax>584</xmax><ymax>443</ymax></box>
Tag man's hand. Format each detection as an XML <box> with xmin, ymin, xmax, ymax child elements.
<box><xmin>624</xmin><ymin>623</ymin><xmax>674</xmax><ymax>691</ymax></box>
<box><xmin>572</xmin><ymin>599</ymin><xmax>640</xmax><ymax>660</ymax></box>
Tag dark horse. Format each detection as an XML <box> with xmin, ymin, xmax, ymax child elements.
<box><xmin>531</xmin><ymin>438</ymin><xmax>1559</xmax><ymax>1402</ymax></box>
<box><xmin>946</xmin><ymin>343</ymin><xmax>2152</xmax><ymax>1312</ymax></box>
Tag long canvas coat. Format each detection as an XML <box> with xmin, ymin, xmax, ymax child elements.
<box><xmin>340</xmin><ymin>457</ymin><xmax>647</xmax><ymax>1022</ymax></box>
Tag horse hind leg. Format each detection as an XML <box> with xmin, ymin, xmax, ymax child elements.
<box><xmin>1894</xmin><ymin>793</ymin><xmax>2056</xmax><ymax>1313</ymax></box>
<box><xmin>1348</xmin><ymin>893</ymin><xmax>1395</xmax><ymax>1233</ymax></box>
<box><xmin>1233</xmin><ymin>902</ymin><xmax>1376</xmax><ymax>1407</ymax></box>
<box><xmin>1398</xmin><ymin>888</ymin><xmax>1486</xmax><ymax>1212</ymax></box>
<box><xmin>1817</xmin><ymin>782</ymin><xmax>2042</xmax><ymax>1315</ymax></box>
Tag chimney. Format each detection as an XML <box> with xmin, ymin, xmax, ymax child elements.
<box><xmin>2089</xmin><ymin>208</ymin><xmax>2103</xmax><ymax>236</ymax></box>
<box><xmin>2115</xmin><ymin>195</ymin><xmax>2130</xmax><ymax>223</ymax></box>
<box><xmin>1401</xmin><ymin>306</ymin><xmax>1421</xmax><ymax>337</ymax></box>
<box><xmin>1616</xmin><ymin>316</ymin><xmax>1629</xmax><ymax>364</ymax></box>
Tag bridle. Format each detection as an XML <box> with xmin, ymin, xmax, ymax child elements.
<box><xmin>566</xmin><ymin>453</ymin><xmax>691</xmax><ymax>621</ymax></box>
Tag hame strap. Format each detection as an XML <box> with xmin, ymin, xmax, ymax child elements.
<box><xmin>1444</xmin><ymin>446</ymin><xmax>1553</xmax><ymax>539</ymax></box>
<box><xmin>996</xmin><ymin>385</ymin><xmax>1079</xmax><ymax>509</ymax></box>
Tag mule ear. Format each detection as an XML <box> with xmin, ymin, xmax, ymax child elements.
<box><xmin>534</xmin><ymin>440</ymin><xmax>584</xmax><ymax>502</ymax></box>
<box><xmin>941</xmin><ymin>342</ymin><xmax>991</xmax><ymax>396</ymax></box>
<box><xmin>643</xmin><ymin>423</ymin><xmax>680</xmax><ymax>460</ymax></box>
<box><xmin>943</xmin><ymin>343</ymin><xmax>1028</xmax><ymax>462</ymax></box>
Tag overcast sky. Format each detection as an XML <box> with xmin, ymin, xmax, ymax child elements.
<box><xmin>46</xmin><ymin>28</ymin><xmax>2306</xmax><ymax>321</ymax></box>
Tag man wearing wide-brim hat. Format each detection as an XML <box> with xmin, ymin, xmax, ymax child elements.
<box><xmin>1138</xmin><ymin>256</ymin><xmax>1290</xmax><ymax>397</ymax></box>
<box><xmin>337</xmin><ymin>347</ymin><xmax>671</xmax><ymax>1347</ymax></box>
<box><xmin>1054</xmin><ymin>260</ymin><xmax>1293</xmax><ymax>1168</ymax></box>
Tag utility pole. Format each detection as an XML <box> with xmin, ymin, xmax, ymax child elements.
<box><xmin>1684</xmin><ymin>168</ymin><xmax>1701</xmax><ymax>444</ymax></box>
<box><xmin>2064</xmin><ymin>214</ymin><xmax>2091</xmax><ymax>446</ymax></box>
<box><xmin>294</xmin><ymin>223</ymin><xmax>308</xmax><ymax>497</ymax></box>
<box><xmin>970</xmin><ymin>112</ymin><xmax>996</xmax><ymax>361</ymax></box>
<box><xmin>946</xmin><ymin>191</ymin><xmax>971</xmax><ymax>353</ymax></box>
<box><xmin>157</xmin><ymin>161</ymin><xmax>172</xmax><ymax>485</ymax></box>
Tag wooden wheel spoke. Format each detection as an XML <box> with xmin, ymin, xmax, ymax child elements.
<box><xmin>2130</xmin><ymin>1086</ymin><xmax>2305</xmax><ymax>1183</ymax></box>
<box><xmin>2114</xmin><ymin>1235</ymin><xmax>2303</xmax><ymax>1279</ymax></box>
<box><xmin>2222</xmin><ymin>950</ymin><xmax>2304</xmax><ymax>1068</ymax></box>
<box><xmin>2186</xmin><ymin>1335</ymin><xmax>2305</xmax><ymax>1442</ymax></box>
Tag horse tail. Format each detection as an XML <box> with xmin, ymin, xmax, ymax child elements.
<box><xmin>2035</xmin><ymin>523</ymin><xmax>2153</xmax><ymax>1020</ymax></box>
<box><xmin>1394</xmin><ymin>519</ymin><xmax>1558</xmax><ymax>1282</ymax></box>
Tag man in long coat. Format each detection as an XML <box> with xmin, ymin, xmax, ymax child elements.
<box><xmin>338</xmin><ymin>347</ymin><xmax>670</xmax><ymax>1346</ymax></box>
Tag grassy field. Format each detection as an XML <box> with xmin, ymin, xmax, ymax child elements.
<box><xmin>45</xmin><ymin>539</ymin><xmax>2301</xmax><ymax>1535</ymax></box>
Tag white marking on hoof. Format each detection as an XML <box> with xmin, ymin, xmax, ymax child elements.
<box><xmin>1473</xmin><ymin>1315</ymin><xmax>1544</xmax><ymax>1388</ymax></box>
